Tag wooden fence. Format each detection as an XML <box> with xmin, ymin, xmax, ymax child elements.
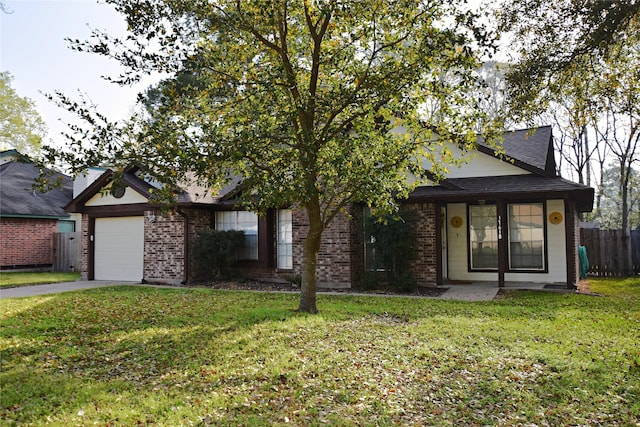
<box><xmin>53</xmin><ymin>232</ymin><xmax>81</xmax><ymax>272</ymax></box>
<box><xmin>580</xmin><ymin>229</ymin><xmax>640</xmax><ymax>277</ymax></box>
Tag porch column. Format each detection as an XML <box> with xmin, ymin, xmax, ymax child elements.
<box><xmin>564</xmin><ymin>198</ymin><xmax>578</xmax><ymax>289</ymax></box>
<box><xmin>497</xmin><ymin>200</ymin><xmax>507</xmax><ymax>288</ymax></box>
<box><xmin>435</xmin><ymin>202</ymin><xmax>443</xmax><ymax>286</ymax></box>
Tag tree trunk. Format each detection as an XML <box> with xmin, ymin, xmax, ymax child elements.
<box><xmin>297</xmin><ymin>201</ymin><xmax>324</xmax><ymax>313</ymax></box>
<box><xmin>584</xmin><ymin>125</ymin><xmax>591</xmax><ymax>187</ymax></box>
<box><xmin>621</xmin><ymin>159</ymin><xmax>630</xmax><ymax>231</ymax></box>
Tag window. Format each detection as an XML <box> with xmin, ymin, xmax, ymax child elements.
<box><xmin>57</xmin><ymin>220</ymin><xmax>75</xmax><ymax>232</ymax></box>
<box><xmin>277</xmin><ymin>209</ymin><xmax>293</xmax><ymax>269</ymax></box>
<box><xmin>215</xmin><ymin>211</ymin><xmax>258</xmax><ymax>260</ymax></box>
<box><xmin>508</xmin><ymin>203</ymin><xmax>545</xmax><ymax>270</ymax></box>
<box><xmin>469</xmin><ymin>205</ymin><xmax>498</xmax><ymax>270</ymax></box>
<box><xmin>363</xmin><ymin>208</ymin><xmax>384</xmax><ymax>271</ymax></box>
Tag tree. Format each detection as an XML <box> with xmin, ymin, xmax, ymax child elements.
<box><xmin>592</xmin><ymin>40</ymin><xmax>640</xmax><ymax>231</ymax></box>
<box><xmin>593</xmin><ymin>166</ymin><xmax>640</xmax><ymax>230</ymax></box>
<box><xmin>498</xmin><ymin>0</ymin><xmax>640</xmax><ymax>116</ymax></box>
<box><xmin>0</xmin><ymin>72</ymin><xmax>47</xmax><ymax>156</ymax></box>
<box><xmin>45</xmin><ymin>0</ymin><xmax>499</xmax><ymax>313</ymax></box>
<box><xmin>498</xmin><ymin>0</ymin><xmax>640</xmax><ymax>275</ymax></box>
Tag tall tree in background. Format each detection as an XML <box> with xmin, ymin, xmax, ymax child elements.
<box><xmin>498</xmin><ymin>1</ymin><xmax>639</xmax><ymax>274</ymax></box>
<box><xmin>597</xmin><ymin>166</ymin><xmax>640</xmax><ymax>230</ymax></box>
<box><xmin>0</xmin><ymin>72</ymin><xmax>47</xmax><ymax>156</ymax></box>
<box><xmin>499</xmin><ymin>0</ymin><xmax>639</xmax><ymax>111</ymax></box>
<box><xmin>45</xmin><ymin>0</ymin><xmax>499</xmax><ymax>312</ymax></box>
<box><xmin>591</xmin><ymin>40</ymin><xmax>640</xmax><ymax>231</ymax></box>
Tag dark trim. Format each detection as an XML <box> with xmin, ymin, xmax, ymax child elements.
<box><xmin>0</xmin><ymin>214</ymin><xmax>69</xmax><ymax>220</ymax></box>
<box><xmin>88</xmin><ymin>217</ymin><xmax>95</xmax><ymax>280</ymax></box>
<box><xmin>258</xmin><ymin>212</ymin><xmax>274</xmax><ymax>269</ymax></box>
<box><xmin>409</xmin><ymin>189</ymin><xmax>587</xmax><ymax>206</ymax></box>
<box><xmin>83</xmin><ymin>204</ymin><xmax>148</xmax><ymax>216</ymax></box>
<box><xmin>497</xmin><ymin>200</ymin><xmax>507</xmax><ymax>288</ymax></box>
<box><xmin>265</xmin><ymin>209</ymin><xmax>275</xmax><ymax>269</ymax></box>
<box><xmin>435</xmin><ymin>202</ymin><xmax>443</xmax><ymax>285</ymax></box>
<box><xmin>564</xmin><ymin>199</ymin><xmax>577</xmax><ymax>289</ymax></box>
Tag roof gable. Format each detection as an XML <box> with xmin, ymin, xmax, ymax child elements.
<box><xmin>476</xmin><ymin>126</ymin><xmax>555</xmax><ymax>177</ymax></box>
<box><xmin>65</xmin><ymin>165</ymin><xmax>243</xmax><ymax>212</ymax></box>
<box><xmin>65</xmin><ymin>168</ymin><xmax>153</xmax><ymax>212</ymax></box>
<box><xmin>421</xmin><ymin>126</ymin><xmax>555</xmax><ymax>180</ymax></box>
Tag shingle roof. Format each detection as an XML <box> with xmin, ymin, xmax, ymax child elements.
<box><xmin>408</xmin><ymin>174</ymin><xmax>594</xmax><ymax>212</ymax></box>
<box><xmin>477</xmin><ymin>126</ymin><xmax>555</xmax><ymax>176</ymax></box>
<box><xmin>0</xmin><ymin>160</ymin><xmax>72</xmax><ymax>218</ymax></box>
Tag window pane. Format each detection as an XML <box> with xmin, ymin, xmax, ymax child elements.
<box><xmin>215</xmin><ymin>211</ymin><xmax>258</xmax><ymax>260</ymax></box>
<box><xmin>57</xmin><ymin>220</ymin><xmax>75</xmax><ymax>232</ymax></box>
<box><xmin>469</xmin><ymin>205</ymin><xmax>498</xmax><ymax>270</ymax></box>
<box><xmin>277</xmin><ymin>210</ymin><xmax>293</xmax><ymax>269</ymax></box>
<box><xmin>508</xmin><ymin>203</ymin><xmax>544</xmax><ymax>270</ymax></box>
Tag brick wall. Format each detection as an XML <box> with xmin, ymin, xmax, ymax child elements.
<box><xmin>80</xmin><ymin>215</ymin><xmax>89</xmax><ymax>279</ymax></box>
<box><xmin>292</xmin><ymin>208</ymin><xmax>354</xmax><ymax>287</ymax></box>
<box><xmin>0</xmin><ymin>217</ymin><xmax>57</xmax><ymax>268</ymax></box>
<box><xmin>404</xmin><ymin>202</ymin><xmax>438</xmax><ymax>286</ymax></box>
<box><xmin>141</xmin><ymin>208</ymin><xmax>213</xmax><ymax>284</ymax></box>
<box><xmin>143</xmin><ymin>210</ymin><xmax>186</xmax><ymax>283</ymax></box>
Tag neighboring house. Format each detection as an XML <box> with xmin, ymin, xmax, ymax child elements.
<box><xmin>65</xmin><ymin>126</ymin><xmax>594</xmax><ymax>288</ymax></box>
<box><xmin>0</xmin><ymin>150</ymin><xmax>75</xmax><ymax>270</ymax></box>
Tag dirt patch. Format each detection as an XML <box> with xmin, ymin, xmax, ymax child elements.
<box><xmin>577</xmin><ymin>279</ymin><xmax>591</xmax><ymax>293</ymax></box>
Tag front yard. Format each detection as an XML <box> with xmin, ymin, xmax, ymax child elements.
<box><xmin>0</xmin><ymin>272</ymin><xmax>80</xmax><ymax>289</ymax></box>
<box><xmin>1</xmin><ymin>278</ymin><xmax>639</xmax><ymax>425</ymax></box>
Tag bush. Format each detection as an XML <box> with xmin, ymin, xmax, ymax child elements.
<box><xmin>365</xmin><ymin>209</ymin><xmax>417</xmax><ymax>292</ymax></box>
<box><xmin>192</xmin><ymin>229</ymin><xmax>245</xmax><ymax>279</ymax></box>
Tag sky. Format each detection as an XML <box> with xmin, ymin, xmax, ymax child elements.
<box><xmin>1</xmin><ymin>0</ymin><xmax>153</xmax><ymax>151</ymax></box>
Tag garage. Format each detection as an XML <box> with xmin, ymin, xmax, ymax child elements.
<box><xmin>94</xmin><ymin>216</ymin><xmax>144</xmax><ymax>281</ymax></box>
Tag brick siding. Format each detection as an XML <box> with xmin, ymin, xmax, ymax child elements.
<box><xmin>291</xmin><ymin>207</ymin><xmax>356</xmax><ymax>287</ymax></box>
<box><xmin>404</xmin><ymin>202</ymin><xmax>438</xmax><ymax>286</ymax></box>
<box><xmin>77</xmin><ymin>203</ymin><xmax>439</xmax><ymax>287</ymax></box>
<box><xmin>143</xmin><ymin>210</ymin><xmax>185</xmax><ymax>282</ymax></box>
<box><xmin>80</xmin><ymin>215</ymin><xmax>89</xmax><ymax>279</ymax></box>
<box><xmin>0</xmin><ymin>217</ymin><xmax>57</xmax><ymax>268</ymax></box>
<box><xmin>141</xmin><ymin>208</ymin><xmax>212</xmax><ymax>284</ymax></box>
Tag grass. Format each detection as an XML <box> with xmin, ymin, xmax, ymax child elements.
<box><xmin>1</xmin><ymin>277</ymin><xmax>639</xmax><ymax>426</ymax></box>
<box><xmin>0</xmin><ymin>271</ymin><xmax>81</xmax><ymax>288</ymax></box>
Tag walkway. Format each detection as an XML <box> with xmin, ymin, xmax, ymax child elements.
<box><xmin>0</xmin><ymin>280</ymin><xmax>556</xmax><ymax>301</ymax></box>
<box><xmin>0</xmin><ymin>281</ymin><xmax>132</xmax><ymax>299</ymax></box>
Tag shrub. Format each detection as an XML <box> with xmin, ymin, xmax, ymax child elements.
<box><xmin>365</xmin><ymin>209</ymin><xmax>417</xmax><ymax>292</ymax></box>
<box><xmin>192</xmin><ymin>229</ymin><xmax>245</xmax><ymax>279</ymax></box>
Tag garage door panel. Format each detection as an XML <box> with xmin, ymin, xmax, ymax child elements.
<box><xmin>95</xmin><ymin>217</ymin><xmax>144</xmax><ymax>281</ymax></box>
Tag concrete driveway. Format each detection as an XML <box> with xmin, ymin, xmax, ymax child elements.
<box><xmin>0</xmin><ymin>281</ymin><xmax>135</xmax><ymax>299</ymax></box>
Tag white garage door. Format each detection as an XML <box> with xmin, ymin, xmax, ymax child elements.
<box><xmin>94</xmin><ymin>216</ymin><xmax>144</xmax><ymax>281</ymax></box>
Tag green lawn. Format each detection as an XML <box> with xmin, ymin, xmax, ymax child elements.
<box><xmin>1</xmin><ymin>278</ymin><xmax>638</xmax><ymax>426</ymax></box>
<box><xmin>0</xmin><ymin>271</ymin><xmax>81</xmax><ymax>288</ymax></box>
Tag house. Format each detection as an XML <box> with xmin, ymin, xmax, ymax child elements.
<box><xmin>0</xmin><ymin>150</ymin><xmax>75</xmax><ymax>271</ymax></box>
<box><xmin>65</xmin><ymin>126</ymin><xmax>594</xmax><ymax>288</ymax></box>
